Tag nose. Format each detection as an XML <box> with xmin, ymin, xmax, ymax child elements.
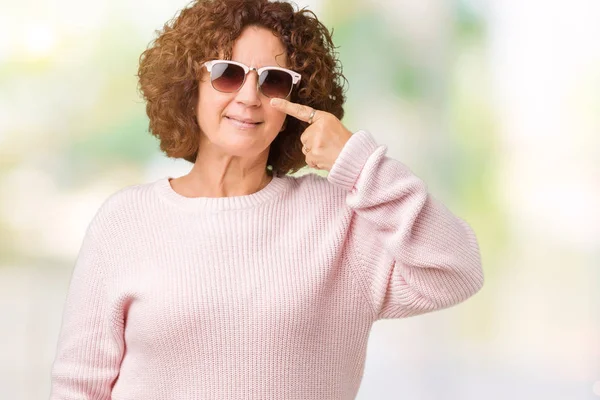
<box><xmin>235</xmin><ymin>70</ymin><xmax>261</xmax><ymax>107</ymax></box>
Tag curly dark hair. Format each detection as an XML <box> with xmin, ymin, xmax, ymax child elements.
<box><xmin>137</xmin><ymin>0</ymin><xmax>347</xmax><ymax>176</ymax></box>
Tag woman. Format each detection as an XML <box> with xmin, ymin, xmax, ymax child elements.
<box><xmin>50</xmin><ymin>0</ymin><xmax>484</xmax><ymax>399</ymax></box>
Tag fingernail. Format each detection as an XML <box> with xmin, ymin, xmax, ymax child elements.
<box><xmin>270</xmin><ymin>98</ymin><xmax>281</xmax><ymax>107</ymax></box>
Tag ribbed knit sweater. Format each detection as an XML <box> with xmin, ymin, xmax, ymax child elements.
<box><xmin>50</xmin><ymin>130</ymin><xmax>484</xmax><ymax>400</ymax></box>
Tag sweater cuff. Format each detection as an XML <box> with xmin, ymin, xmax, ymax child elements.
<box><xmin>327</xmin><ymin>130</ymin><xmax>379</xmax><ymax>191</ymax></box>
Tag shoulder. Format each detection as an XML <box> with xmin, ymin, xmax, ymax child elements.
<box><xmin>86</xmin><ymin>180</ymin><xmax>158</xmax><ymax>238</ymax></box>
<box><xmin>284</xmin><ymin>171</ymin><xmax>348</xmax><ymax>204</ymax></box>
<box><xmin>100</xmin><ymin>181</ymin><xmax>153</xmax><ymax>214</ymax></box>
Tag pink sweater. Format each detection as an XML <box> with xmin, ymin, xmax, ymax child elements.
<box><xmin>50</xmin><ymin>130</ymin><xmax>483</xmax><ymax>399</ymax></box>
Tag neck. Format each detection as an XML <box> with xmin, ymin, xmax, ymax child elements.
<box><xmin>182</xmin><ymin>148</ymin><xmax>272</xmax><ymax>198</ymax></box>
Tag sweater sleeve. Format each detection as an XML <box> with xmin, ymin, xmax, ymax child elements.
<box><xmin>328</xmin><ymin>130</ymin><xmax>484</xmax><ymax>320</ymax></box>
<box><xmin>50</xmin><ymin>217</ymin><xmax>124</xmax><ymax>399</ymax></box>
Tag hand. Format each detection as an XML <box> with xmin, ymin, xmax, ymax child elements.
<box><xmin>270</xmin><ymin>98</ymin><xmax>352</xmax><ymax>172</ymax></box>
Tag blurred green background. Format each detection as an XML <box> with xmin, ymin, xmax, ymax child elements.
<box><xmin>1</xmin><ymin>0</ymin><xmax>598</xmax><ymax>398</ymax></box>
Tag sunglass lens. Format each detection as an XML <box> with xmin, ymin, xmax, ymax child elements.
<box><xmin>211</xmin><ymin>63</ymin><xmax>245</xmax><ymax>92</ymax></box>
<box><xmin>259</xmin><ymin>70</ymin><xmax>293</xmax><ymax>98</ymax></box>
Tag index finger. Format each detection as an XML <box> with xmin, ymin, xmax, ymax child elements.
<box><xmin>270</xmin><ymin>98</ymin><xmax>316</xmax><ymax>122</ymax></box>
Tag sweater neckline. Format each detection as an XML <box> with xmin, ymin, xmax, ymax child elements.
<box><xmin>153</xmin><ymin>174</ymin><xmax>289</xmax><ymax>212</ymax></box>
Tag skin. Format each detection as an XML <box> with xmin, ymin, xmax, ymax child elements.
<box><xmin>169</xmin><ymin>25</ymin><xmax>353</xmax><ymax>199</ymax></box>
<box><xmin>270</xmin><ymin>97</ymin><xmax>352</xmax><ymax>173</ymax></box>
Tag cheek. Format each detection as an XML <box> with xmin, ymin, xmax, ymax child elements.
<box><xmin>266</xmin><ymin>109</ymin><xmax>286</xmax><ymax>130</ymax></box>
<box><xmin>197</xmin><ymin>84</ymin><xmax>230</xmax><ymax>125</ymax></box>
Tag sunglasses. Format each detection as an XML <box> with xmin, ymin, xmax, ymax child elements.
<box><xmin>202</xmin><ymin>60</ymin><xmax>301</xmax><ymax>99</ymax></box>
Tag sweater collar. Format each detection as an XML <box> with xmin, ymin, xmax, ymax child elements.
<box><xmin>153</xmin><ymin>175</ymin><xmax>290</xmax><ymax>212</ymax></box>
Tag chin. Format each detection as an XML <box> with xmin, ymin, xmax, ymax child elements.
<box><xmin>217</xmin><ymin>139</ymin><xmax>267</xmax><ymax>158</ymax></box>
<box><xmin>220</xmin><ymin>130</ymin><xmax>274</xmax><ymax>150</ymax></box>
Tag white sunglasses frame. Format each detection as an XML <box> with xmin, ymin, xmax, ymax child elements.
<box><xmin>202</xmin><ymin>59</ymin><xmax>302</xmax><ymax>99</ymax></box>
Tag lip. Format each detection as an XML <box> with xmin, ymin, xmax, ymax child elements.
<box><xmin>225</xmin><ymin>116</ymin><xmax>263</xmax><ymax>129</ymax></box>
<box><xmin>226</xmin><ymin>116</ymin><xmax>262</xmax><ymax>124</ymax></box>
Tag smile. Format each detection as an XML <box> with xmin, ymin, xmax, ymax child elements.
<box><xmin>225</xmin><ymin>116</ymin><xmax>263</xmax><ymax>129</ymax></box>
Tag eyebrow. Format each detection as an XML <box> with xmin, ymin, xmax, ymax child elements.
<box><xmin>230</xmin><ymin>59</ymin><xmax>288</xmax><ymax>69</ymax></box>
<box><xmin>228</xmin><ymin>49</ymin><xmax>288</xmax><ymax>68</ymax></box>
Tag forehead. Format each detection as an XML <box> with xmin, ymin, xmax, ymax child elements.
<box><xmin>230</xmin><ymin>26</ymin><xmax>288</xmax><ymax>68</ymax></box>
